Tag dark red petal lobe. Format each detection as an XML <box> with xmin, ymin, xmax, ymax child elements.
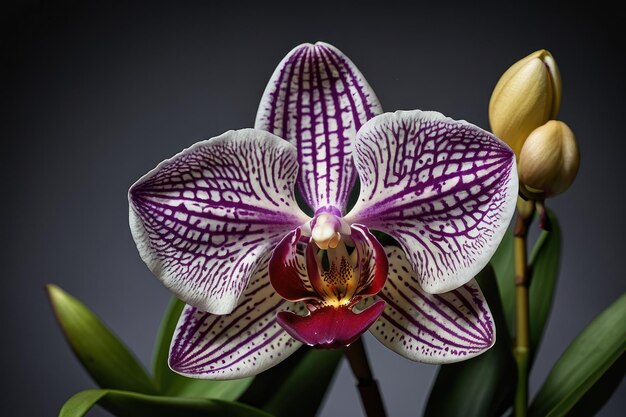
<box><xmin>351</xmin><ymin>224</ymin><xmax>388</xmax><ymax>297</ymax></box>
<box><xmin>276</xmin><ymin>300</ymin><xmax>386</xmax><ymax>349</ymax></box>
<box><xmin>269</xmin><ymin>229</ymin><xmax>317</xmax><ymax>302</ymax></box>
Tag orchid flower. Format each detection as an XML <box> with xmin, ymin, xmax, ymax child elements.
<box><xmin>129</xmin><ymin>42</ymin><xmax>518</xmax><ymax>379</ymax></box>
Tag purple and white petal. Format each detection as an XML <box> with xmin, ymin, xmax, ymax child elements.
<box><xmin>255</xmin><ymin>42</ymin><xmax>382</xmax><ymax>212</ymax></box>
<box><xmin>369</xmin><ymin>247</ymin><xmax>495</xmax><ymax>363</ymax></box>
<box><xmin>346</xmin><ymin>110</ymin><xmax>517</xmax><ymax>294</ymax></box>
<box><xmin>169</xmin><ymin>255</ymin><xmax>305</xmax><ymax>379</ymax></box>
<box><xmin>129</xmin><ymin>129</ymin><xmax>310</xmax><ymax>314</ymax></box>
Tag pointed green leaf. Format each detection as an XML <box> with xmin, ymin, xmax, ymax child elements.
<box><xmin>240</xmin><ymin>347</ymin><xmax>343</xmax><ymax>417</ymax></box>
<box><xmin>566</xmin><ymin>354</ymin><xmax>625</xmax><ymax>417</ymax></box>
<box><xmin>424</xmin><ymin>265</ymin><xmax>516</xmax><ymax>417</ymax></box>
<box><xmin>528</xmin><ymin>210</ymin><xmax>561</xmax><ymax>359</ymax></box>
<box><xmin>489</xmin><ymin>210</ymin><xmax>561</xmax><ymax>363</ymax></box>
<box><xmin>152</xmin><ymin>297</ymin><xmax>186</xmax><ymax>389</ymax></box>
<box><xmin>264</xmin><ymin>349</ymin><xmax>343</xmax><ymax>417</ymax></box>
<box><xmin>152</xmin><ymin>296</ymin><xmax>253</xmax><ymax>399</ymax></box>
<box><xmin>58</xmin><ymin>389</ymin><xmax>273</xmax><ymax>417</ymax></box>
<box><xmin>490</xmin><ymin>223</ymin><xmax>515</xmax><ymax>334</ymax></box>
<box><xmin>529</xmin><ymin>294</ymin><xmax>626</xmax><ymax>417</ymax></box>
<box><xmin>47</xmin><ymin>284</ymin><xmax>157</xmax><ymax>394</ymax></box>
<box><xmin>163</xmin><ymin>373</ymin><xmax>254</xmax><ymax>401</ymax></box>
<box><xmin>59</xmin><ymin>390</ymin><xmax>108</xmax><ymax>417</ymax></box>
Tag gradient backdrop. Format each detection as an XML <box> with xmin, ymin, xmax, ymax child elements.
<box><xmin>2</xmin><ymin>1</ymin><xmax>624</xmax><ymax>416</ymax></box>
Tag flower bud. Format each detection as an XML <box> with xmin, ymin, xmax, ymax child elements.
<box><xmin>489</xmin><ymin>50</ymin><xmax>561</xmax><ymax>157</ymax></box>
<box><xmin>518</xmin><ymin>120</ymin><xmax>579</xmax><ymax>198</ymax></box>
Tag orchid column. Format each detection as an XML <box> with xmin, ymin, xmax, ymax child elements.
<box><xmin>128</xmin><ymin>42</ymin><xmax>518</xmax><ymax>417</ymax></box>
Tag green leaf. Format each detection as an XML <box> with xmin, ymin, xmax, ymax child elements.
<box><xmin>47</xmin><ymin>284</ymin><xmax>157</xmax><ymax>394</ymax></box>
<box><xmin>490</xmin><ymin>223</ymin><xmax>515</xmax><ymax>334</ymax></box>
<box><xmin>59</xmin><ymin>390</ymin><xmax>108</xmax><ymax>417</ymax></box>
<box><xmin>241</xmin><ymin>347</ymin><xmax>343</xmax><ymax>417</ymax></box>
<box><xmin>264</xmin><ymin>349</ymin><xmax>343</xmax><ymax>417</ymax></box>
<box><xmin>163</xmin><ymin>373</ymin><xmax>254</xmax><ymax>401</ymax></box>
<box><xmin>58</xmin><ymin>389</ymin><xmax>273</xmax><ymax>417</ymax></box>
<box><xmin>152</xmin><ymin>297</ymin><xmax>186</xmax><ymax>390</ymax></box>
<box><xmin>424</xmin><ymin>265</ymin><xmax>516</xmax><ymax>417</ymax></box>
<box><xmin>152</xmin><ymin>296</ymin><xmax>253</xmax><ymax>400</ymax></box>
<box><xmin>529</xmin><ymin>294</ymin><xmax>626</xmax><ymax>417</ymax></box>
<box><xmin>566</xmin><ymin>353</ymin><xmax>626</xmax><ymax>417</ymax></box>
<box><xmin>528</xmin><ymin>210</ymin><xmax>561</xmax><ymax>359</ymax></box>
<box><xmin>489</xmin><ymin>209</ymin><xmax>561</xmax><ymax>363</ymax></box>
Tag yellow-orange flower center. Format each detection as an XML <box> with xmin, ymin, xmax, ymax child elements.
<box><xmin>310</xmin><ymin>238</ymin><xmax>360</xmax><ymax>307</ymax></box>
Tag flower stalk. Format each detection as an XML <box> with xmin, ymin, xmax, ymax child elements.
<box><xmin>514</xmin><ymin>206</ymin><xmax>534</xmax><ymax>417</ymax></box>
<box><xmin>344</xmin><ymin>338</ymin><xmax>387</xmax><ymax>417</ymax></box>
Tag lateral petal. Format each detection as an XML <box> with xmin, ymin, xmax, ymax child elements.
<box><xmin>129</xmin><ymin>129</ymin><xmax>309</xmax><ymax>314</ymax></box>
<box><xmin>346</xmin><ymin>110</ymin><xmax>517</xmax><ymax>293</ymax></box>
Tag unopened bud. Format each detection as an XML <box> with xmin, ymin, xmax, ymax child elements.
<box><xmin>489</xmin><ymin>50</ymin><xmax>561</xmax><ymax>157</ymax></box>
<box><xmin>518</xmin><ymin>120</ymin><xmax>579</xmax><ymax>198</ymax></box>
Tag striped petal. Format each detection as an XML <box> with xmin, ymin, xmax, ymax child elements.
<box><xmin>346</xmin><ymin>110</ymin><xmax>517</xmax><ymax>294</ymax></box>
<box><xmin>255</xmin><ymin>42</ymin><xmax>382</xmax><ymax>212</ymax></box>
<box><xmin>369</xmin><ymin>247</ymin><xmax>495</xmax><ymax>363</ymax></box>
<box><xmin>129</xmin><ymin>129</ymin><xmax>310</xmax><ymax>315</ymax></box>
<box><xmin>169</xmin><ymin>255</ymin><xmax>305</xmax><ymax>379</ymax></box>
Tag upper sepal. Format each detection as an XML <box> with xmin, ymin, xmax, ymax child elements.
<box><xmin>255</xmin><ymin>42</ymin><xmax>382</xmax><ymax>212</ymax></box>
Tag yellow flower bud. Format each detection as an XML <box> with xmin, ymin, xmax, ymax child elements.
<box><xmin>518</xmin><ymin>120</ymin><xmax>579</xmax><ymax>198</ymax></box>
<box><xmin>489</xmin><ymin>50</ymin><xmax>562</xmax><ymax>157</ymax></box>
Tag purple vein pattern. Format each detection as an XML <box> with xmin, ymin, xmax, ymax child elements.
<box><xmin>170</xmin><ymin>254</ymin><xmax>307</xmax><ymax>379</ymax></box>
<box><xmin>255</xmin><ymin>42</ymin><xmax>382</xmax><ymax>212</ymax></box>
<box><xmin>368</xmin><ymin>247</ymin><xmax>494</xmax><ymax>363</ymax></box>
<box><xmin>346</xmin><ymin>110</ymin><xmax>517</xmax><ymax>294</ymax></box>
<box><xmin>129</xmin><ymin>129</ymin><xmax>309</xmax><ymax>315</ymax></box>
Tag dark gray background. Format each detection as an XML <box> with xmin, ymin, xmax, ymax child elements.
<box><xmin>2</xmin><ymin>1</ymin><xmax>624</xmax><ymax>416</ymax></box>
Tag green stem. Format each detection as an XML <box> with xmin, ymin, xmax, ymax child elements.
<box><xmin>514</xmin><ymin>212</ymin><xmax>533</xmax><ymax>417</ymax></box>
<box><xmin>344</xmin><ymin>338</ymin><xmax>387</xmax><ymax>417</ymax></box>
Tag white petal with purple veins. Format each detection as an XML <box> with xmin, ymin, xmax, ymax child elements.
<box><xmin>369</xmin><ymin>247</ymin><xmax>495</xmax><ymax>363</ymax></box>
<box><xmin>255</xmin><ymin>42</ymin><xmax>382</xmax><ymax>212</ymax></box>
<box><xmin>129</xmin><ymin>129</ymin><xmax>310</xmax><ymax>314</ymax></box>
<box><xmin>346</xmin><ymin>110</ymin><xmax>517</xmax><ymax>294</ymax></box>
<box><xmin>169</xmin><ymin>255</ymin><xmax>305</xmax><ymax>379</ymax></box>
